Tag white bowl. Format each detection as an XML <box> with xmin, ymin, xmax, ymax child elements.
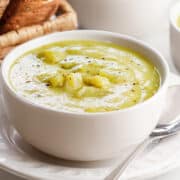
<box><xmin>1</xmin><ymin>30</ymin><xmax>170</xmax><ymax>161</ymax></box>
<box><xmin>69</xmin><ymin>0</ymin><xmax>171</xmax><ymax>39</ymax></box>
<box><xmin>170</xmin><ymin>1</ymin><xmax>180</xmax><ymax>71</ymax></box>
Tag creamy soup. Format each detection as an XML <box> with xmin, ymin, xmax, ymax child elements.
<box><xmin>177</xmin><ymin>16</ymin><xmax>180</xmax><ymax>28</ymax></box>
<box><xmin>9</xmin><ymin>40</ymin><xmax>160</xmax><ymax>113</ymax></box>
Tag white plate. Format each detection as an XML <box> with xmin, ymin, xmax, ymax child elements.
<box><xmin>0</xmin><ymin>86</ymin><xmax>180</xmax><ymax>180</ymax></box>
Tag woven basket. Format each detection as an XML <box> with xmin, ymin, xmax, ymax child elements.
<box><xmin>0</xmin><ymin>0</ymin><xmax>78</xmax><ymax>60</ymax></box>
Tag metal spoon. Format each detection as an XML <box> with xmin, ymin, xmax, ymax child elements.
<box><xmin>105</xmin><ymin>117</ymin><xmax>180</xmax><ymax>180</ymax></box>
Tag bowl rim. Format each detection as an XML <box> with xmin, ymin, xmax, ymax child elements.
<box><xmin>170</xmin><ymin>1</ymin><xmax>180</xmax><ymax>33</ymax></box>
<box><xmin>1</xmin><ymin>30</ymin><xmax>169</xmax><ymax>116</ymax></box>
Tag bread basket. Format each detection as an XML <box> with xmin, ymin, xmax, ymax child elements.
<box><xmin>0</xmin><ymin>0</ymin><xmax>78</xmax><ymax>60</ymax></box>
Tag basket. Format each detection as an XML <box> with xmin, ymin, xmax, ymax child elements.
<box><xmin>0</xmin><ymin>0</ymin><xmax>78</xmax><ymax>60</ymax></box>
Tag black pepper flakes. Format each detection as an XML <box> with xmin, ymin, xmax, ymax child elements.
<box><xmin>25</xmin><ymin>80</ymin><xmax>31</xmax><ymax>83</ymax></box>
<box><xmin>46</xmin><ymin>83</ymin><xmax>50</xmax><ymax>87</ymax></box>
<box><xmin>36</xmin><ymin>94</ymin><xmax>42</xmax><ymax>98</ymax></box>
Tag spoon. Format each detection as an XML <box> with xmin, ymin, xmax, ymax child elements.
<box><xmin>105</xmin><ymin>117</ymin><xmax>180</xmax><ymax>180</ymax></box>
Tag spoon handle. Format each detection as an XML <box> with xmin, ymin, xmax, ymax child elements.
<box><xmin>105</xmin><ymin>137</ymin><xmax>153</xmax><ymax>180</ymax></box>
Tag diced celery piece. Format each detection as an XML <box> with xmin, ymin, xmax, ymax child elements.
<box><xmin>82</xmin><ymin>73</ymin><xmax>92</xmax><ymax>85</ymax></box>
<box><xmin>91</xmin><ymin>75</ymin><xmax>110</xmax><ymax>88</ymax></box>
<box><xmin>36</xmin><ymin>73</ymin><xmax>65</xmax><ymax>88</ymax></box>
<box><xmin>49</xmin><ymin>74</ymin><xmax>65</xmax><ymax>88</ymax></box>
<box><xmin>83</xmin><ymin>75</ymin><xmax>110</xmax><ymax>89</ymax></box>
<box><xmin>36</xmin><ymin>73</ymin><xmax>53</xmax><ymax>83</ymax></box>
<box><xmin>65</xmin><ymin>73</ymin><xmax>83</xmax><ymax>91</ymax></box>
<box><xmin>59</xmin><ymin>61</ymin><xmax>77</xmax><ymax>69</ymax></box>
<box><xmin>37</xmin><ymin>50</ymin><xmax>66</xmax><ymax>64</ymax></box>
<box><xmin>76</xmin><ymin>86</ymin><xmax>109</xmax><ymax>98</ymax></box>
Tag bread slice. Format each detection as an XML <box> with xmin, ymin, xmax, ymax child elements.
<box><xmin>0</xmin><ymin>0</ymin><xmax>60</xmax><ymax>34</ymax></box>
<box><xmin>0</xmin><ymin>0</ymin><xmax>9</xmax><ymax>19</ymax></box>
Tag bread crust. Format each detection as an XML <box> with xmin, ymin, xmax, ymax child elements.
<box><xmin>0</xmin><ymin>0</ymin><xmax>9</xmax><ymax>19</ymax></box>
<box><xmin>0</xmin><ymin>0</ymin><xmax>60</xmax><ymax>34</ymax></box>
<box><xmin>0</xmin><ymin>0</ymin><xmax>78</xmax><ymax>60</ymax></box>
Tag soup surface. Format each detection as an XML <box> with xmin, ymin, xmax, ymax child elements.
<box><xmin>9</xmin><ymin>40</ymin><xmax>160</xmax><ymax>113</ymax></box>
<box><xmin>177</xmin><ymin>16</ymin><xmax>180</xmax><ymax>28</ymax></box>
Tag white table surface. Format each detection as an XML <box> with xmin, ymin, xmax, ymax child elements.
<box><xmin>1</xmin><ymin>167</ymin><xmax>180</xmax><ymax>180</ymax></box>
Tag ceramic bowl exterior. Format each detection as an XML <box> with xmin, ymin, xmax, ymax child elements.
<box><xmin>1</xmin><ymin>30</ymin><xmax>169</xmax><ymax>161</ymax></box>
<box><xmin>170</xmin><ymin>1</ymin><xmax>180</xmax><ymax>71</ymax></box>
